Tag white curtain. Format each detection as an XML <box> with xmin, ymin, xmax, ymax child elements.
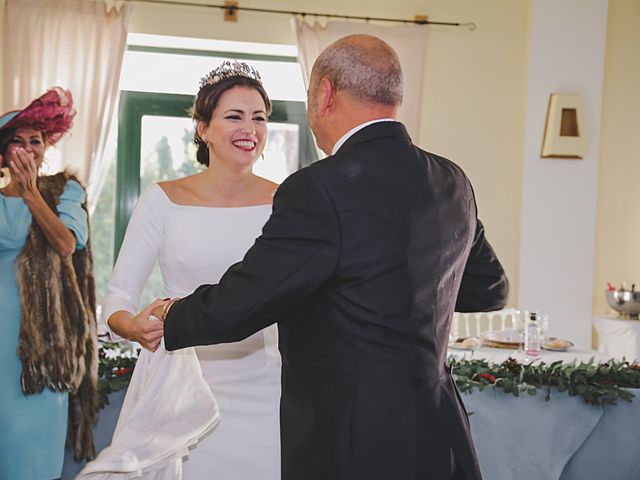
<box><xmin>294</xmin><ymin>20</ymin><xmax>428</xmax><ymax>142</ymax></box>
<box><xmin>2</xmin><ymin>0</ymin><xmax>131</xmax><ymax>189</ymax></box>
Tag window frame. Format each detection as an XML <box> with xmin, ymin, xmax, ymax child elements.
<box><xmin>113</xmin><ymin>45</ymin><xmax>317</xmax><ymax>259</ymax></box>
<box><xmin>114</xmin><ymin>86</ymin><xmax>315</xmax><ymax>259</ymax></box>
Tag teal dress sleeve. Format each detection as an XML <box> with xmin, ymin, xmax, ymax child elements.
<box><xmin>57</xmin><ymin>180</ymin><xmax>89</xmax><ymax>249</ymax></box>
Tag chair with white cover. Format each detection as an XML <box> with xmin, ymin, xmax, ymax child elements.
<box><xmin>450</xmin><ymin>308</ymin><xmax>519</xmax><ymax>341</ymax></box>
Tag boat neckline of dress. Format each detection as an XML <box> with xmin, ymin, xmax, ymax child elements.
<box><xmin>154</xmin><ymin>183</ymin><xmax>273</xmax><ymax>210</ymax></box>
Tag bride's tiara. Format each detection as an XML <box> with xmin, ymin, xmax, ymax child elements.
<box><xmin>198</xmin><ymin>60</ymin><xmax>263</xmax><ymax>90</ymax></box>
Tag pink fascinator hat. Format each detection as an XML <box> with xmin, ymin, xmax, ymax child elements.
<box><xmin>0</xmin><ymin>87</ymin><xmax>76</xmax><ymax>145</ymax></box>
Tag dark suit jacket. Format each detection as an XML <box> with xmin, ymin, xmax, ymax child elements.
<box><xmin>165</xmin><ymin>122</ymin><xmax>508</xmax><ymax>480</ymax></box>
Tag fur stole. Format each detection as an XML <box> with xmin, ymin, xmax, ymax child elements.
<box><xmin>15</xmin><ymin>170</ymin><xmax>98</xmax><ymax>461</ymax></box>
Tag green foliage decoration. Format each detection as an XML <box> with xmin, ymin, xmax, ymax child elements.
<box><xmin>449</xmin><ymin>356</ymin><xmax>640</xmax><ymax>405</ymax></box>
<box><xmin>98</xmin><ymin>341</ymin><xmax>141</xmax><ymax>409</ymax></box>
<box><xmin>97</xmin><ymin>341</ymin><xmax>640</xmax><ymax>409</ymax></box>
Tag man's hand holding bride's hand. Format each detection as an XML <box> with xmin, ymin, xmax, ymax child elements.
<box><xmin>126</xmin><ymin>298</ymin><xmax>167</xmax><ymax>352</ymax></box>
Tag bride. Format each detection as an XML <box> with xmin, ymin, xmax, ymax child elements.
<box><xmin>103</xmin><ymin>61</ymin><xmax>280</xmax><ymax>479</ymax></box>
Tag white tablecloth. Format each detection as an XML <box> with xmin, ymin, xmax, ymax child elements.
<box><xmin>448</xmin><ymin>346</ymin><xmax>611</xmax><ymax>364</ymax></box>
<box><xmin>593</xmin><ymin>315</ymin><xmax>640</xmax><ymax>361</ymax></box>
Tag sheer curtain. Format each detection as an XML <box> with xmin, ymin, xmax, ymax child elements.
<box><xmin>294</xmin><ymin>19</ymin><xmax>429</xmax><ymax>142</ymax></box>
<box><xmin>2</xmin><ymin>0</ymin><xmax>131</xmax><ymax>189</ymax></box>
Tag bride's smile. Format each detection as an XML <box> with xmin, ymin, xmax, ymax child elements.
<box><xmin>201</xmin><ymin>85</ymin><xmax>267</xmax><ymax>169</ymax></box>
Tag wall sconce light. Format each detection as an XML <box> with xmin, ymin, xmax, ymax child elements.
<box><xmin>541</xmin><ymin>93</ymin><xmax>587</xmax><ymax>159</ymax></box>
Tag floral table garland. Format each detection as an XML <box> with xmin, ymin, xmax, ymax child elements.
<box><xmin>98</xmin><ymin>341</ymin><xmax>139</xmax><ymax>408</ymax></box>
<box><xmin>449</xmin><ymin>356</ymin><xmax>640</xmax><ymax>405</ymax></box>
<box><xmin>98</xmin><ymin>341</ymin><xmax>640</xmax><ymax>409</ymax></box>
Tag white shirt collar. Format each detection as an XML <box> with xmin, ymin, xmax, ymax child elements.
<box><xmin>331</xmin><ymin>118</ymin><xmax>397</xmax><ymax>155</ymax></box>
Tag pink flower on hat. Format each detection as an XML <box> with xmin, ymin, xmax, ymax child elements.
<box><xmin>0</xmin><ymin>87</ymin><xmax>76</xmax><ymax>145</ymax></box>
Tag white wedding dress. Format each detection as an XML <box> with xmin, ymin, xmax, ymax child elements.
<box><xmin>98</xmin><ymin>184</ymin><xmax>281</xmax><ymax>479</ymax></box>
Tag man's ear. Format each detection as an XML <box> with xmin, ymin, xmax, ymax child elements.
<box><xmin>317</xmin><ymin>77</ymin><xmax>335</xmax><ymax>117</ymax></box>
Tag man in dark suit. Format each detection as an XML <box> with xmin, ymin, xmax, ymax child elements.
<box><xmin>159</xmin><ymin>34</ymin><xmax>508</xmax><ymax>480</ymax></box>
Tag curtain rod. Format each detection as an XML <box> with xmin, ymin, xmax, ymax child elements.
<box><xmin>127</xmin><ymin>0</ymin><xmax>477</xmax><ymax>30</ymax></box>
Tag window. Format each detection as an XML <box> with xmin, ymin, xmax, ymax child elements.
<box><xmin>92</xmin><ymin>35</ymin><xmax>316</xmax><ymax>315</ymax></box>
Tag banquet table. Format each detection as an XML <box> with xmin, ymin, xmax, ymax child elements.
<box><xmin>63</xmin><ymin>347</ymin><xmax>640</xmax><ymax>480</ymax></box>
<box><xmin>450</xmin><ymin>347</ymin><xmax>640</xmax><ymax>480</ymax></box>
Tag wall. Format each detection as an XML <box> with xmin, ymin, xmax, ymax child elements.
<box><xmin>518</xmin><ymin>0</ymin><xmax>608</xmax><ymax>348</ymax></box>
<box><xmin>127</xmin><ymin>0</ymin><xmax>528</xmax><ymax>306</ymax></box>
<box><xmin>415</xmin><ymin>2</ymin><xmax>527</xmax><ymax>310</ymax></box>
<box><xmin>593</xmin><ymin>0</ymin><xmax>640</xmax><ymax>316</ymax></box>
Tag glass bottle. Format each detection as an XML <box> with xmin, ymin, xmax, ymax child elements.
<box><xmin>524</xmin><ymin>312</ymin><xmax>541</xmax><ymax>357</ymax></box>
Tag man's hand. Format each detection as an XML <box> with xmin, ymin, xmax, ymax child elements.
<box><xmin>127</xmin><ymin>298</ymin><xmax>167</xmax><ymax>352</ymax></box>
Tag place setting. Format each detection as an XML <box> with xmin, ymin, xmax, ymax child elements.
<box><xmin>448</xmin><ymin>310</ymin><xmax>576</xmax><ymax>362</ymax></box>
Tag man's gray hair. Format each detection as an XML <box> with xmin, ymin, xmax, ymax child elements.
<box><xmin>313</xmin><ymin>35</ymin><xmax>403</xmax><ymax>106</ymax></box>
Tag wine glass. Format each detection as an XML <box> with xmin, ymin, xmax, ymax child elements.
<box><xmin>512</xmin><ymin>309</ymin><xmax>528</xmax><ymax>355</ymax></box>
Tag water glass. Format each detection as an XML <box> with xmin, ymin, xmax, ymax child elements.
<box><xmin>537</xmin><ymin>313</ymin><xmax>549</xmax><ymax>339</ymax></box>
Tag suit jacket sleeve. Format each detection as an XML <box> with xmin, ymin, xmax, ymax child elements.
<box><xmin>164</xmin><ymin>168</ymin><xmax>341</xmax><ymax>350</ymax></box>
<box><xmin>455</xmin><ymin>219</ymin><xmax>509</xmax><ymax>312</ymax></box>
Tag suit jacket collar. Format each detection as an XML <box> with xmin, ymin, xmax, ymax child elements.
<box><xmin>335</xmin><ymin>121</ymin><xmax>412</xmax><ymax>155</ymax></box>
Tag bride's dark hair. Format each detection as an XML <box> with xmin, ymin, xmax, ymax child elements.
<box><xmin>192</xmin><ymin>76</ymin><xmax>272</xmax><ymax>167</ymax></box>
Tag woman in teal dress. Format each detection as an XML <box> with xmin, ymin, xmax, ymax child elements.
<box><xmin>0</xmin><ymin>88</ymin><xmax>98</xmax><ymax>480</ymax></box>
